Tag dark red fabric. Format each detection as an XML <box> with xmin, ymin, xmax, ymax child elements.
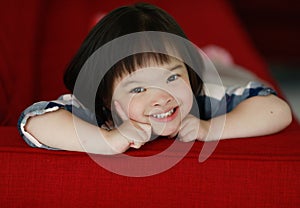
<box><xmin>1</xmin><ymin>126</ymin><xmax>299</xmax><ymax>207</ymax></box>
<box><xmin>0</xmin><ymin>0</ymin><xmax>44</xmax><ymax>125</ymax></box>
<box><xmin>0</xmin><ymin>0</ymin><xmax>299</xmax><ymax>207</ymax></box>
<box><xmin>0</xmin><ymin>0</ymin><xmax>284</xmax><ymax>125</ymax></box>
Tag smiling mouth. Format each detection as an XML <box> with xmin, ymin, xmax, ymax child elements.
<box><xmin>151</xmin><ymin>108</ymin><xmax>176</xmax><ymax>119</ymax></box>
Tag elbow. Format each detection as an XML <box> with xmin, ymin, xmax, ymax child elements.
<box><xmin>283</xmin><ymin>103</ymin><xmax>293</xmax><ymax>128</ymax></box>
<box><xmin>276</xmin><ymin>99</ymin><xmax>293</xmax><ymax>131</ymax></box>
<box><xmin>264</xmin><ymin>95</ymin><xmax>293</xmax><ymax>134</ymax></box>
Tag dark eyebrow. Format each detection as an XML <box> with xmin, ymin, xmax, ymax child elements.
<box><xmin>117</xmin><ymin>72</ymin><xmax>143</xmax><ymax>88</ymax></box>
<box><xmin>121</xmin><ymin>79</ymin><xmax>142</xmax><ymax>88</ymax></box>
<box><xmin>169</xmin><ymin>64</ymin><xmax>184</xmax><ymax>71</ymax></box>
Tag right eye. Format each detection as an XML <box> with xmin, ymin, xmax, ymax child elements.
<box><xmin>167</xmin><ymin>74</ymin><xmax>180</xmax><ymax>83</ymax></box>
<box><xmin>130</xmin><ymin>87</ymin><xmax>146</xmax><ymax>94</ymax></box>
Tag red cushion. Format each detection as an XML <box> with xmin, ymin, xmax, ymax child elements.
<box><xmin>1</xmin><ymin>126</ymin><xmax>299</xmax><ymax>207</ymax></box>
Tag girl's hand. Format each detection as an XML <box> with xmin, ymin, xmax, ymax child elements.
<box><xmin>177</xmin><ymin>114</ymin><xmax>210</xmax><ymax>142</ymax></box>
<box><xmin>113</xmin><ymin>101</ymin><xmax>152</xmax><ymax>149</ymax></box>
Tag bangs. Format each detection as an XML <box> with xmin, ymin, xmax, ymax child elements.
<box><xmin>112</xmin><ymin>52</ymin><xmax>172</xmax><ymax>79</ymax></box>
<box><xmin>105</xmin><ymin>30</ymin><xmax>189</xmax><ymax>80</ymax></box>
<box><xmin>98</xmin><ymin>52</ymin><xmax>172</xmax><ymax>109</ymax></box>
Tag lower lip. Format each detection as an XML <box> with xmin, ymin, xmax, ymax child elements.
<box><xmin>150</xmin><ymin>107</ymin><xmax>179</xmax><ymax>122</ymax></box>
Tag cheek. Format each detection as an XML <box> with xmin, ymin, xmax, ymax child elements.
<box><xmin>182</xmin><ymin>91</ymin><xmax>193</xmax><ymax>112</ymax></box>
<box><xmin>113</xmin><ymin>92</ymin><xmax>145</xmax><ymax>122</ymax></box>
<box><xmin>176</xmin><ymin>83</ymin><xmax>194</xmax><ymax>114</ymax></box>
<box><xmin>113</xmin><ymin>96</ymin><xmax>133</xmax><ymax>119</ymax></box>
<box><xmin>126</xmin><ymin>96</ymin><xmax>145</xmax><ymax>120</ymax></box>
<box><xmin>177</xmin><ymin>77</ymin><xmax>193</xmax><ymax>97</ymax></box>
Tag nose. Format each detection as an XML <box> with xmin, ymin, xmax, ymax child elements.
<box><xmin>151</xmin><ymin>89</ymin><xmax>173</xmax><ymax>107</ymax></box>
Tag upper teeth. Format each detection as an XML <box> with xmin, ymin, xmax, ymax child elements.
<box><xmin>152</xmin><ymin>109</ymin><xmax>174</xmax><ymax>119</ymax></box>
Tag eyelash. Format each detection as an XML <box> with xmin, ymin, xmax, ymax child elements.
<box><xmin>130</xmin><ymin>87</ymin><xmax>146</xmax><ymax>94</ymax></box>
<box><xmin>129</xmin><ymin>74</ymin><xmax>181</xmax><ymax>94</ymax></box>
<box><xmin>167</xmin><ymin>74</ymin><xmax>180</xmax><ymax>83</ymax></box>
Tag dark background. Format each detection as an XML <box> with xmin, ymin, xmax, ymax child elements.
<box><xmin>230</xmin><ymin>0</ymin><xmax>300</xmax><ymax>121</ymax></box>
<box><xmin>230</xmin><ymin>0</ymin><xmax>300</xmax><ymax>63</ymax></box>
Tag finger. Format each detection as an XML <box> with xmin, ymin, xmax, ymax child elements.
<box><xmin>130</xmin><ymin>121</ymin><xmax>152</xmax><ymax>143</ymax></box>
<box><xmin>117</xmin><ymin>120</ymin><xmax>151</xmax><ymax>146</ymax></box>
<box><xmin>178</xmin><ymin>116</ymin><xmax>199</xmax><ymax>142</ymax></box>
<box><xmin>180</xmin><ymin>130</ymin><xmax>197</xmax><ymax>142</ymax></box>
<box><xmin>177</xmin><ymin>119</ymin><xmax>189</xmax><ymax>137</ymax></box>
<box><xmin>178</xmin><ymin>126</ymin><xmax>196</xmax><ymax>142</ymax></box>
<box><xmin>114</xmin><ymin>100</ymin><xmax>128</xmax><ymax>121</ymax></box>
<box><xmin>130</xmin><ymin>141</ymin><xmax>144</xmax><ymax>149</ymax></box>
<box><xmin>136</xmin><ymin>122</ymin><xmax>152</xmax><ymax>139</ymax></box>
<box><xmin>168</xmin><ymin>130</ymin><xmax>179</xmax><ymax>139</ymax></box>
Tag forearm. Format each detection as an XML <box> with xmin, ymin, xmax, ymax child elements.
<box><xmin>208</xmin><ymin>95</ymin><xmax>292</xmax><ymax>140</ymax></box>
<box><xmin>25</xmin><ymin>109</ymin><xmax>130</xmax><ymax>155</ymax></box>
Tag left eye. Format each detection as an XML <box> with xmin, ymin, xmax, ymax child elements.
<box><xmin>167</xmin><ymin>74</ymin><xmax>180</xmax><ymax>83</ymax></box>
<box><xmin>130</xmin><ymin>87</ymin><xmax>146</xmax><ymax>94</ymax></box>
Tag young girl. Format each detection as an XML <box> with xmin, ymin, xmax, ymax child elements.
<box><xmin>18</xmin><ymin>3</ymin><xmax>292</xmax><ymax>155</ymax></box>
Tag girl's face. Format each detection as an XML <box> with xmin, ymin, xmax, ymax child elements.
<box><xmin>112</xmin><ymin>57</ymin><xmax>193</xmax><ymax>136</ymax></box>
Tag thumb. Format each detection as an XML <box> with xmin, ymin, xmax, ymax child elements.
<box><xmin>132</xmin><ymin>121</ymin><xmax>152</xmax><ymax>141</ymax></box>
<box><xmin>114</xmin><ymin>100</ymin><xmax>128</xmax><ymax>121</ymax></box>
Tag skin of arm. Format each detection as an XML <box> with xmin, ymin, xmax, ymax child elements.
<box><xmin>179</xmin><ymin>94</ymin><xmax>293</xmax><ymax>142</ymax></box>
<box><xmin>25</xmin><ymin>95</ymin><xmax>292</xmax><ymax>153</ymax></box>
<box><xmin>25</xmin><ymin>109</ymin><xmax>150</xmax><ymax>155</ymax></box>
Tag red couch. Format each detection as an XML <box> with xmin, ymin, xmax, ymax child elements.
<box><xmin>1</xmin><ymin>0</ymin><xmax>299</xmax><ymax>207</ymax></box>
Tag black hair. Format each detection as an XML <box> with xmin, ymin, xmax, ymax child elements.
<box><xmin>63</xmin><ymin>3</ymin><xmax>203</xmax><ymax>125</ymax></box>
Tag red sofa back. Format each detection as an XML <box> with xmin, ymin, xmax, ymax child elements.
<box><xmin>0</xmin><ymin>0</ymin><xmax>280</xmax><ymax>126</ymax></box>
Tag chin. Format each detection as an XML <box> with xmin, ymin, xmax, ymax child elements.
<box><xmin>152</xmin><ymin>126</ymin><xmax>179</xmax><ymax>137</ymax></box>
